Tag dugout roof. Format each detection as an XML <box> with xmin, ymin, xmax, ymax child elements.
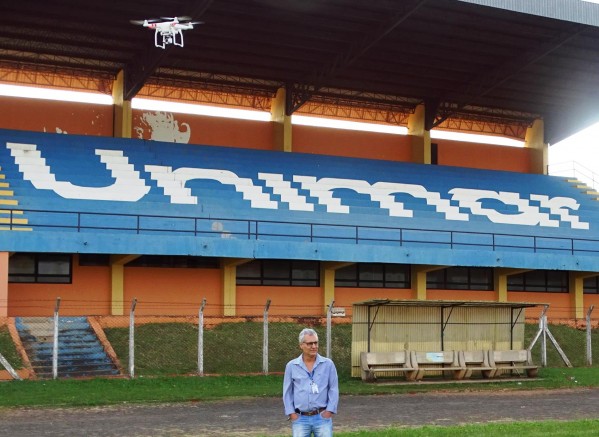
<box><xmin>2</xmin><ymin>0</ymin><xmax>599</xmax><ymax>144</ymax></box>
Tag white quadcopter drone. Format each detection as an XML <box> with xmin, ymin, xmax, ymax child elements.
<box><xmin>131</xmin><ymin>16</ymin><xmax>202</xmax><ymax>49</ymax></box>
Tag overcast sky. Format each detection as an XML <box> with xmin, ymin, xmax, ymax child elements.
<box><xmin>549</xmin><ymin>122</ymin><xmax>599</xmax><ymax>187</ymax></box>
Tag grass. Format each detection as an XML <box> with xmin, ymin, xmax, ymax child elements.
<box><xmin>312</xmin><ymin>420</ymin><xmax>599</xmax><ymax>437</ymax></box>
<box><xmin>101</xmin><ymin>321</ymin><xmax>595</xmax><ymax>378</ymax></box>
<box><xmin>0</xmin><ymin>326</ymin><xmax>22</xmax><ymax>368</ymax></box>
<box><xmin>2</xmin><ymin>321</ymin><xmax>598</xmax><ymax>435</ymax></box>
<box><xmin>104</xmin><ymin>321</ymin><xmax>352</xmax><ymax>377</ymax></box>
<box><xmin>0</xmin><ymin>321</ymin><xmax>597</xmax><ymax>409</ymax></box>
<box><xmin>0</xmin><ymin>366</ymin><xmax>597</xmax><ymax>408</ymax></box>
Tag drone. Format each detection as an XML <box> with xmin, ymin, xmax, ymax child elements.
<box><xmin>131</xmin><ymin>16</ymin><xmax>202</xmax><ymax>49</ymax></box>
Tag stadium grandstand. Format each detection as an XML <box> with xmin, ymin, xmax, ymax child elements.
<box><xmin>1</xmin><ymin>0</ymin><xmax>599</xmax><ymax>324</ymax></box>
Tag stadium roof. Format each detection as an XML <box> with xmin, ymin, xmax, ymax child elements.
<box><xmin>2</xmin><ymin>0</ymin><xmax>599</xmax><ymax>144</ymax></box>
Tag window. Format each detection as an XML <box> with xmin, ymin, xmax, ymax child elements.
<box><xmin>9</xmin><ymin>253</ymin><xmax>72</xmax><ymax>283</ymax></box>
<box><xmin>335</xmin><ymin>263</ymin><xmax>410</xmax><ymax>288</ymax></box>
<box><xmin>583</xmin><ymin>276</ymin><xmax>599</xmax><ymax>294</ymax></box>
<box><xmin>427</xmin><ymin>267</ymin><xmax>493</xmax><ymax>290</ymax></box>
<box><xmin>126</xmin><ymin>255</ymin><xmax>219</xmax><ymax>268</ymax></box>
<box><xmin>507</xmin><ymin>270</ymin><xmax>568</xmax><ymax>293</ymax></box>
<box><xmin>78</xmin><ymin>254</ymin><xmax>110</xmax><ymax>266</ymax></box>
<box><xmin>237</xmin><ymin>260</ymin><xmax>320</xmax><ymax>286</ymax></box>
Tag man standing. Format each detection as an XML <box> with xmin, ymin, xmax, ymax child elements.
<box><xmin>283</xmin><ymin>328</ymin><xmax>339</xmax><ymax>437</ymax></box>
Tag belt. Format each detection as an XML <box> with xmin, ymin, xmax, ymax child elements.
<box><xmin>296</xmin><ymin>407</ymin><xmax>325</xmax><ymax>416</ymax></box>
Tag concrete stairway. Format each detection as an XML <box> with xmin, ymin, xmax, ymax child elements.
<box><xmin>15</xmin><ymin>316</ymin><xmax>120</xmax><ymax>378</ymax></box>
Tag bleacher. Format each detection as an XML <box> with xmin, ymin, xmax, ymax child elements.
<box><xmin>1</xmin><ymin>128</ymin><xmax>599</xmax><ymax>270</ymax></box>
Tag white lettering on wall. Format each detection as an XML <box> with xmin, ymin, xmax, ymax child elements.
<box><xmin>145</xmin><ymin>165</ymin><xmax>278</xmax><ymax>209</ymax></box>
<box><xmin>5</xmin><ymin>143</ymin><xmax>589</xmax><ymax>229</ymax></box>
<box><xmin>7</xmin><ymin>143</ymin><xmax>150</xmax><ymax>201</ymax></box>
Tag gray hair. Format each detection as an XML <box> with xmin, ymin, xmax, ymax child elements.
<box><xmin>298</xmin><ymin>328</ymin><xmax>318</xmax><ymax>344</ymax></box>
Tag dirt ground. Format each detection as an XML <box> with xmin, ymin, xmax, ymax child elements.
<box><xmin>0</xmin><ymin>388</ymin><xmax>597</xmax><ymax>436</ymax></box>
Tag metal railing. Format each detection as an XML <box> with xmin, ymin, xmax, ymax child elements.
<box><xmin>5</xmin><ymin>207</ymin><xmax>599</xmax><ymax>256</ymax></box>
<box><xmin>549</xmin><ymin>161</ymin><xmax>599</xmax><ymax>190</ymax></box>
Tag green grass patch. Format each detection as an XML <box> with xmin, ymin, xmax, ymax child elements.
<box><xmin>104</xmin><ymin>322</ymin><xmax>353</xmax><ymax>377</ymax></box>
<box><xmin>0</xmin><ymin>326</ymin><xmax>22</xmax><ymax>369</ymax></box>
<box><xmin>101</xmin><ymin>321</ymin><xmax>595</xmax><ymax>377</ymax></box>
<box><xmin>0</xmin><ymin>366</ymin><xmax>598</xmax><ymax>408</ymax></box>
<box><xmin>526</xmin><ymin>324</ymin><xmax>599</xmax><ymax>368</ymax></box>
<box><xmin>0</xmin><ymin>320</ymin><xmax>598</xmax><ymax>410</ymax></box>
<box><xmin>321</xmin><ymin>419</ymin><xmax>599</xmax><ymax>437</ymax></box>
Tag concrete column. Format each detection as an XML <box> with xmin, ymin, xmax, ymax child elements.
<box><xmin>321</xmin><ymin>262</ymin><xmax>354</xmax><ymax>314</ymax></box>
<box><xmin>410</xmin><ymin>265</ymin><xmax>445</xmax><ymax>300</ymax></box>
<box><xmin>221</xmin><ymin>258</ymin><xmax>251</xmax><ymax>316</ymax></box>
<box><xmin>494</xmin><ymin>268</ymin><xmax>530</xmax><ymax>302</ymax></box>
<box><xmin>407</xmin><ymin>104</ymin><xmax>431</xmax><ymax>165</ymax></box>
<box><xmin>569</xmin><ymin>272</ymin><xmax>598</xmax><ymax>319</ymax></box>
<box><xmin>110</xmin><ymin>255</ymin><xmax>140</xmax><ymax>315</ymax></box>
<box><xmin>113</xmin><ymin>70</ymin><xmax>132</xmax><ymax>139</ymax></box>
<box><xmin>524</xmin><ymin>119</ymin><xmax>547</xmax><ymax>175</ymax></box>
<box><xmin>271</xmin><ymin>87</ymin><xmax>292</xmax><ymax>152</ymax></box>
<box><xmin>0</xmin><ymin>252</ymin><xmax>8</xmax><ymax>317</ymax></box>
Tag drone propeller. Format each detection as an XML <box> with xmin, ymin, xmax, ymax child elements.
<box><xmin>161</xmin><ymin>16</ymin><xmax>192</xmax><ymax>21</ymax></box>
<box><xmin>130</xmin><ymin>18</ymin><xmax>163</xmax><ymax>25</ymax></box>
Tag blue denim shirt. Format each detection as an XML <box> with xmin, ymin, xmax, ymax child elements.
<box><xmin>283</xmin><ymin>353</ymin><xmax>339</xmax><ymax>415</ymax></box>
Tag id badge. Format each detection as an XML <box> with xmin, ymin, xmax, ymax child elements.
<box><xmin>310</xmin><ymin>381</ymin><xmax>319</xmax><ymax>394</ymax></box>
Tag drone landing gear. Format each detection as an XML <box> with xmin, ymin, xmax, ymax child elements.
<box><xmin>155</xmin><ymin>29</ymin><xmax>184</xmax><ymax>49</ymax></box>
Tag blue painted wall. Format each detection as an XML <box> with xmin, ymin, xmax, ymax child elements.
<box><xmin>1</xmin><ymin>128</ymin><xmax>598</xmax><ymax>271</ymax></box>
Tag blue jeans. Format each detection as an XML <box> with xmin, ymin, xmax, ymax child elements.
<box><xmin>291</xmin><ymin>412</ymin><xmax>333</xmax><ymax>437</ymax></box>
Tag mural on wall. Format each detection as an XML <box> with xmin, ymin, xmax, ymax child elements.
<box><xmin>44</xmin><ymin>127</ymin><xmax>68</xmax><ymax>134</ymax></box>
<box><xmin>134</xmin><ymin>111</ymin><xmax>191</xmax><ymax>143</ymax></box>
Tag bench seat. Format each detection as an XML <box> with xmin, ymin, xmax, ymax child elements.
<box><xmin>459</xmin><ymin>350</ymin><xmax>495</xmax><ymax>379</ymax></box>
<box><xmin>488</xmin><ymin>349</ymin><xmax>538</xmax><ymax>377</ymax></box>
<box><xmin>410</xmin><ymin>350</ymin><xmax>466</xmax><ymax>380</ymax></box>
<box><xmin>360</xmin><ymin>351</ymin><xmax>417</xmax><ymax>382</ymax></box>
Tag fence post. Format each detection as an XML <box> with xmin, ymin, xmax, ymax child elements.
<box><xmin>129</xmin><ymin>298</ymin><xmax>137</xmax><ymax>379</ymax></box>
<box><xmin>587</xmin><ymin>305</ymin><xmax>594</xmax><ymax>366</ymax></box>
<box><xmin>540</xmin><ymin>306</ymin><xmax>548</xmax><ymax>367</ymax></box>
<box><xmin>326</xmin><ymin>299</ymin><xmax>335</xmax><ymax>359</ymax></box>
<box><xmin>52</xmin><ymin>297</ymin><xmax>61</xmax><ymax>380</ymax></box>
<box><xmin>0</xmin><ymin>352</ymin><xmax>21</xmax><ymax>380</ymax></box>
<box><xmin>198</xmin><ymin>298</ymin><xmax>206</xmax><ymax>376</ymax></box>
<box><xmin>263</xmin><ymin>299</ymin><xmax>271</xmax><ymax>375</ymax></box>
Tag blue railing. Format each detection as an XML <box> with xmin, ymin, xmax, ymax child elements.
<box><xmin>5</xmin><ymin>207</ymin><xmax>599</xmax><ymax>255</ymax></box>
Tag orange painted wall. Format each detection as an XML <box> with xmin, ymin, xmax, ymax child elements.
<box><xmin>436</xmin><ymin>139</ymin><xmax>533</xmax><ymax>173</ymax></box>
<box><xmin>507</xmin><ymin>292</ymin><xmax>571</xmax><ymax>320</ymax></box>
<box><xmin>123</xmin><ymin>267</ymin><xmax>222</xmax><ymax>316</ymax></box>
<box><xmin>585</xmin><ymin>295</ymin><xmax>599</xmax><ymax>318</ymax></box>
<box><xmin>0</xmin><ymin>252</ymin><xmax>8</xmax><ymax>317</ymax></box>
<box><xmin>293</xmin><ymin>125</ymin><xmax>412</xmax><ymax>161</ymax></box>
<box><xmin>427</xmin><ymin>289</ymin><xmax>496</xmax><ymax>302</ymax></box>
<box><xmin>132</xmin><ymin>109</ymin><xmax>274</xmax><ymax>150</ymax></box>
<box><xmin>8</xmin><ymin>256</ymin><xmax>111</xmax><ymax>317</ymax></box>
<box><xmin>334</xmin><ymin>288</ymin><xmax>413</xmax><ymax>316</ymax></box>
<box><xmin>0</xmin><ymin>96</ymin><xmax>113</xmax><ymax>136</ymax></box>
<box><xmin>236</xmin><ymin>286</ymin><xmax>323</xmax><ymax>316</ymax></box>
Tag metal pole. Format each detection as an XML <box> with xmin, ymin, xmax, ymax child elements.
<box><xmin>587</xmin><ymin>305</ymin><xmax>594</xmax><ymax>366</ymax></box>
<box><xmin>52</xmin><ymin>297</ymin><xmax>61</xmax><ymax>380</ymax></box>
<box><xmin>198</xmin><ymin>298</ymin><xmax>206</xmax><ymax>376</ymax></box>
<box><xmin>263</xmin><ymin>299</ymin><xmax>271</xmax><ymax>375</ymax></box>
<box><xmin>129</xmin><ymin>298</ymin><xmax>137</xmax><ymax>379</ymax></box>
<box><xmin>0</xmin><ymin>352</ymin><xmax>21</xmax><ymax>380</ymax></box>
<box><xmin>326</xmin><ymin>300</ymin><xmax>335</xmax><ymax>359</ymax></box>
<box><xmin>541</xmin><ymin>313</ymin><xmax>547</xmax><ymax>367</ymax></box>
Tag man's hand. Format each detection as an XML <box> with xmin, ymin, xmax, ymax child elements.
<box><xmin>321</xmin><ymin>411</ymin><xmax>333</xmax><ymax>419</ymax></box>
<box><xmin>288</xmin><ymin>413</ymin><xmax>299</xmax><ymax>421</ymax></box>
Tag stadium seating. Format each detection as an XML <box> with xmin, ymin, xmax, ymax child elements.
<box><xmin>1</xmin><ymin>128</ymin><xmax>599</xmax><ymax>268</ymax></box>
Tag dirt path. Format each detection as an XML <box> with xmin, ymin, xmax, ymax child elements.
<box><xmin>0</xmin><ymin>388</ymin><xmax>597</xmax><ymax>436</ymax></box>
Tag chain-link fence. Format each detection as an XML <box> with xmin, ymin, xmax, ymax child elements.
<box><xmin>1</xmin><ymin>301</ymin><xmax>598</xmax><ymax>380</ymax></box>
